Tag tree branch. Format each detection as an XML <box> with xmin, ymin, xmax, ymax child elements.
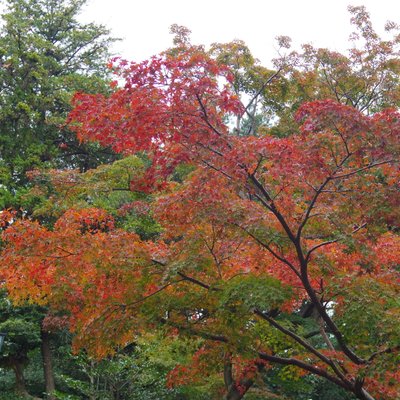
<box><xmin>234</xmin><ymin>223</ymin><xmax>300</xmax><ymax>278</ymax></box>
<box><xmin>177</xmin><ymin>271</ymin><xmax>221</xmax><ymax>291</ymax></box>
<box><xmin>254</xmin><ymin>309</ymin><xmax>349</xmax><ymax>383</ymax></box>
<box><xmin>257</xmin><ymin>351</ymin><xmax>352</xmax><ymax>391</ymax></box>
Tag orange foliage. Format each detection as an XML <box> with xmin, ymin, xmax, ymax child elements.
<box><xmin>1</xmin><ymin>45</ymin><xmax>399</xmax><ymax>398</ymax></box>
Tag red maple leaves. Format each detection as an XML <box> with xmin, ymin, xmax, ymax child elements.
<box><xmin>1</xmin><ymin>46</ymin><xmax>399</xmax><ymax>398</ymax></box>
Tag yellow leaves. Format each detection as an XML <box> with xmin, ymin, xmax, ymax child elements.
<box><xmin>278</xmin><ymin>365</ymin><xmax>306</xmax><ymax>381</ymax></box>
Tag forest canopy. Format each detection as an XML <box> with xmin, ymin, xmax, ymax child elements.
<box><xmin>0</xmin><ymin>2</ymin><xmax>399</xmax><ymax>400</ymax></box>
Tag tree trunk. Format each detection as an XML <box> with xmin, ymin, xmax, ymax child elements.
<box><xmin>89</xmin><ymin>359</ymin><xmax>96</xmax><ymax>400</ymax></box>
<box><xmin>223</xmin><ymin>354</ymin><xmax>253</xmax><ymax>400</ymax></box>
<box><xmin>225</xmin><ymin>386</ymin><xmax>246</xmax><ymax>400</ymax></box>
<box><xmin>41</xmin><ymin>328</ymin><xmax>56</xmax><ymax>400</ymax></box>
<box><xmin>13</xmin><ymin>359</ymin><xmax>29</xmax><ymax>397</ymax></box>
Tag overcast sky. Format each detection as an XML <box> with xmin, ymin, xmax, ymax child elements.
<box><xmin>79</xmin><ymin>0</ymin><xmax>399</xmax><ymax>66</ymax></box>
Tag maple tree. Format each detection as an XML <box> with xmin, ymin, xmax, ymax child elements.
<box><xmin>1</xmin><ymin>9</ymin><xmax>400</xmax><ymax>400</ymax></box>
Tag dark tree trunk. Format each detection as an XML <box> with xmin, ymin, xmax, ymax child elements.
<box><xmin>12</xmin><ymin>359</ymin><xmax>29</xmax><ymax>396</ymax></box>
<box><xmin>41</xmin><ymin>328</ymin><xmax>56</xmax><ymax>400</ymax></box>
<box><xmin>225</xmin><ymin>386</ymin><xmax>247</xmax><ymax>400</ymax></box>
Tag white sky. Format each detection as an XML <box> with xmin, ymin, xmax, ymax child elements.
<box><xmin>79</xmin><ymin>0</ymin><xmax>399</xmax><ymax>66</ymax></box>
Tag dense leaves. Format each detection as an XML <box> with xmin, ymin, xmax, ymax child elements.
<box><xmin>0</xmin><ymin>0</ymin><xmax>118</xmax><ymax>397</ymax></box>
<box><xmin>0</xmin><ymin>0</ymin><xmax>118</xmax><ymax>200</ymax></box>
<box><xmin>1</xmin><ymin>6</ymin><xmax>400</xmax><ymax>400</ymax></box>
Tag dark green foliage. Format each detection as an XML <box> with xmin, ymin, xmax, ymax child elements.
<box><xmin>49</xmin><ymin>334</ymin><xmax>207</xmax><ymax>400</ymax></box>
<box><xmin>0</xmin><ymin>291</ymin><xmax>45</xmax><ymax>396</ymax></box>
<box><xmin>0</xmin><ymin>292</ymin><xmax>43</xmax><ymax>364</ymax></box>
<box><xmin>0</xmin><ymin>0</ymin><xmax>118</xmax><ymax>204</ymax></box>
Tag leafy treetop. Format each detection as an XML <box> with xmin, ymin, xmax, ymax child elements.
<box><xmin>1</xmin><ymin>8</ymin><xmax>400</xmax><ymax>400</ymax></box>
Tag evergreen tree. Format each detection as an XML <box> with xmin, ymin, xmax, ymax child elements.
<box><xmin>0</xmin><ymin>0</ymin><xmax>118</xmax><ymax>207</ymax></box>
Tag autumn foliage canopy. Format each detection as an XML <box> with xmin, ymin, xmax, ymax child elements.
<box><xmin>1</xmin><ymin>14</ymin><xmax>400</xmax><ymax>400</ymax></box>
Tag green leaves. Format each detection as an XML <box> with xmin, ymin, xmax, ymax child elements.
<box><xmin>0</xmin><ymin>0</ymin><xmax>118</xmax><ymax>193</ymax></box>
<box><xmin>219</xmin><ymin>275</ymin><xmax>291</xmax><ymax>314</ymax></box>
<box><xmin>332</xmin><ymin>276</ymin><xmax>400</xmax><ymax>352</ymax></box>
